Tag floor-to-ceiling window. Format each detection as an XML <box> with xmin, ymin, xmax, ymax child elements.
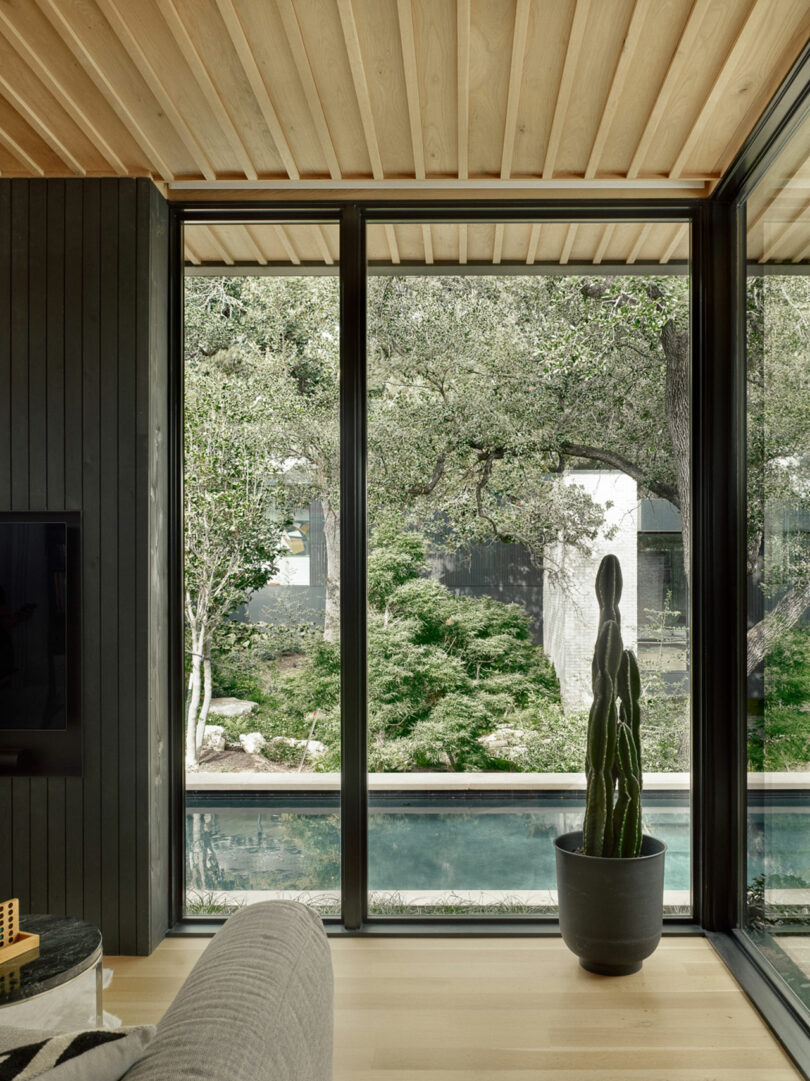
<box><xmin>745</xmin><ymin>108</ymin><xmax>810</xmax><ymax>1014</ymax></box>
<box><xmin>360</xmin><ymin>214</ymin><xmax>694</xmax><ymax>919</ymax></box>
<box><xmin>182</xmin><ymin>218</ymin><xmax>341</xmax><ymax>917</ymax></box>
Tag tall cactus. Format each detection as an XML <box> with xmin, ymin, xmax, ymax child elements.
<box><xmin>583</xmin><ymin>555</ymin><xmax>643</xmax><ymax>858</ymax></box>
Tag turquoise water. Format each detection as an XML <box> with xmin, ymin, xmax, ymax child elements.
<box><xmin>184</xmin><ymin>794</ymin><xmax>810</xmax><ymax>901</ymax></box>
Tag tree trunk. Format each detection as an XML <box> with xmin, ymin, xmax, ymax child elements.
<box><xmin>322</xmin><ymin>494</ymin><xmax>341</xmax><ymax>643</ymax></box>
<box><xmin>662</xmin><ymin>319</ymin><xmax>691</xmax><ymax>581</ymax></box>
<box><xmin>185</xmin><ymin>629</ymin><xmax>203</xmax><ymax>769</ymax></box>
<box><xmin>747</xmin><ymin>579</ymin><xmax>810</xmax><ymax>674</ymax></box>
<box><xmin>196</xmin><ymin>651</ymin><xmax>213</xmax><ymax>757</ymax></box>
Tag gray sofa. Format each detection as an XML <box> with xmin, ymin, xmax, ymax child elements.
<box><xmin>123</xmin><ymin>900</ymin><xmax>333</xmax><ymax>1081</ymax></box>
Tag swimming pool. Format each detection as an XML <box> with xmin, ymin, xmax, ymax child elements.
<box><xmin>184</xmin><ymin>790</ymin><xmax>809</xmax><ymax>913</ymax></box>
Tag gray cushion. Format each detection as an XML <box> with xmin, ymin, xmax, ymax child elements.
<box><xmin>122</xmin><ymin>901</ymin><xmax>333</xmax><ymax>1081</ymax></box>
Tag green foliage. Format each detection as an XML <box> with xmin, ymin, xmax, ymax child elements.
<box><xmin>748</xmin><ymin>627</ymin><xmax>810</xmax><ymax>771</ymax></box>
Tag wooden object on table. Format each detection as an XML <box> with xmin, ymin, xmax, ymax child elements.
<box><xmin>0</xmin><ymin>899</ymin><xmax>40</xmax><ymax>963</ymax></box>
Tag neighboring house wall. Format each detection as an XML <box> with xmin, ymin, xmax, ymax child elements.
<box><xmin>543</xmin><ymin>472</ymin><xmax>639</xmax><ymax>711</ymax></box>
<box><xmin>0</xmin><ymin>179</ymin><xmax>170</xmax><ymax>955</ymax></box>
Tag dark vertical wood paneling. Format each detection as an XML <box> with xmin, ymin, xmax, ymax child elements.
<box><xmin>81</xmin><ymin>179</ymin><xmax>103</xmax><ymax>935</ymax></box>
<box><xmin>99</xmin><ymin>181</ymin><xmax>119</xmax><ymax>947</ymax></box>
<box><xmin>28</xmin><ymin>181</ymin><xmax>47</xmax><ymax>512</ymax></box>
<box><xmin>1</xmin><ymin>177</ymin><xmax>169</xmax><ymax>954</ymax></box>
<box><xmin>117</xmin><ymin>180</ymin><xmax>138</xmax><ymax>953</ymax></box>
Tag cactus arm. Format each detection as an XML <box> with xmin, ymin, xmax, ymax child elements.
<box><xmin>617</xmin><ymin>649</ymin><xmax>643</xmax><ymax>788</ymax></box>
<box><xmin>612</xmin><ymin>721</ymin><xmax>642</xmax><ymax>858</ymax></box>
<box><xmin>595</xmin><ymin>554</ymin><xmax>623</xmax><ymax>629</ymax></box>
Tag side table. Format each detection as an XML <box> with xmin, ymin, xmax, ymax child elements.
<box><xmin>0</xmin><ymin>915</ymin><xmax>103</xmax><ymax>1031</ymax></box>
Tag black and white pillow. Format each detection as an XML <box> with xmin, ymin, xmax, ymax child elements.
<box><xmin>0</xmin><ymin>1025</ymin><xmax>154</xmax><ymax>1080</ymax></box>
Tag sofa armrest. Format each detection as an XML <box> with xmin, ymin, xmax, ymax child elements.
<box><xmin>123</xmin><ymin>901</ymin><xmax>333</xmax><ymax>1081</ymax></box>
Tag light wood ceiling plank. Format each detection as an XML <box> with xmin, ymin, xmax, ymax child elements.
<box><xmin>0</xmin><ymin>66</ymin><xmax>86</xmax><ymax>174</ymax></box>
<box><xmin>543</xmin><ymin>0</ymin><xmax>591</xmax><ymax>179</ymax></box>
<box><xmin>593</xmin><ymin>222</ymin><xmax>615</xmax><ymax>264</ymax></box>
<box><xmin>627</xmin><ymin>0</ymin><xmax>713</xmax><ymax>179</ymax></box>
<box><xmin>791</xmin><ymin>231</ymin><xmax>810</xmax><ymax>263</ymax></box>
<box><xmin>584</xmin><ymin>0</ymin><xmax>650</xmax><ymax>180</ymax></box>
<box><xmin>0</xmin><ymin>121</ymin><xmax>45</xmax><ymax>176</ymax></box>
<box><xmin>493</xmin><ymin>222</ymin><xmax>504</xmax><ymax>264</ymax></box>
<box><xmin>660</xmin><ymin>222</ymin><xmax>688</xmax><ymax>264</ymax></box>
<box><xmin>626</xmin><ymin>221</ymin><xmax>652</xmax><ymax>264</ymax></box>
<box><xmin>0</xmin><ymin>9</ymin><xmax>126</xmax><ymax>173</ymax></box>
<box><xmin>457</xmin><ymin>0</ymin><xmax>470</xmax><ymax>180</ymax></box>
<box><xmin>670</xmin><ymin>0</ymin><xmax>770</xmax><ymax>179</ymax></box>
<box><xmin>385</xmin><ymin>223</ymin><xmax>400</xmax><ymax>264</ymax></box>
<box><xmin>422</xmin><ymin>223</ymin><xmax>433</xmax><ymax>263</ymax></box>
<box><xmin>157</xmin><ymin>0</ymin><xmax>257</xmax><ymax>180</ymax></box>
<box><xmin>277</xmin><ymin>0</ymin><xmax>341</xmax><ymax>180</ymax></box>
<box><xmin>198</xmin><ymin>225</ymin><xmax>235</xmax><ymax>264</ymax></box>
<box><xmin>315</xmin><ymin>224</ymin><xmax>335</xmax><ymax>265</ymax></box>
<box><xmin>214</xmin><ymin>0</ymin><xmax>299</xmax><ymax>179</ymax></box>
<box><xmin>184</xmin><ymin>236</ymin><xmax>202</xmax><ymax>265</ymax></box>
<box><xmin>559</xmin><ymin>222</ymin><xmax>578</xmax><ymax>265</ymax></box>
<box><xmin>761</xmin><ymin>204</ymin><xmax>810</xmax><ymax>262</ymax></box>
<box><xmin>459</xmin><ymin>222</ymin><xmax>467</xmax><ymax>265</ymax></box>
<box><xmin>243</xmin><ymin>224</ymin><xmax>268</xmax><ymax>265</ymax></box>
<box><xmin>35</xmin><ymin>0</ymin><xmax>174</xmax><ymax>179</ymax></box>
<box><xmin>338</xmin><ymin>0</ymin><xmax>383</xmax><ymax>179</ymax></box>
<box><xmin>500</xmin><ymin>0</ymin><xmax>531</xmax><ymax>180</ymax></box>
<box><xmin>526</xmin><ymin>223</ymin><xmax>541</xmax><ymax>264</ymax></box>
<box><xmin>397</xmin><ymin>0</ymin><xmax>425</xmax><ymax>180</ymax></box>
<box><xmin>272</xmin><ymin>224</ymin><xmax>301</xmax><ymax>264</ymax></box>
<box><xmin>95</xmin><ymin>0</ymin><xmax>216</xmax><ymax>180</ymax></box>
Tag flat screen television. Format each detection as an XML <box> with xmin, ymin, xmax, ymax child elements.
<box><xmin>0</xmin><ymin>513</ymin><xmax>81</xmax><ymax>775</ymax></box>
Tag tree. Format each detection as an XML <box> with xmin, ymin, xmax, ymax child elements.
<box><xmin>184</xmin><ymin>347</ymin><xmax>286</xmax><ymax>767</ymax></box>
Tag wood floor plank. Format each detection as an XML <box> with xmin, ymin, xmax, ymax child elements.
<box><xmin>103</xmin><ymin>934</ymin><xmax>802</xmax><ymax>1079</ymax></box>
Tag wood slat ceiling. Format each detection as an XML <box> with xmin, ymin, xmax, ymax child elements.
<box><xmin>748</xmin><ymin>106</ymin><xmax>810</xmax><ymax>266</ymax></box>
<box><xmin>184</xmin><ymin>219</ymin><xmax>690</xmax><ymax>269</ymax></box>
<box><xmin>0</xmin><ymin>0</ymin><xmax>808</xmax><ymax>203</ymax></box>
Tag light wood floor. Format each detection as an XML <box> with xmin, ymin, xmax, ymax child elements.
<box><xmin>104</xmin><ymin>935</ymin><xmax>803</xmax><ymax>1080</ymax></box>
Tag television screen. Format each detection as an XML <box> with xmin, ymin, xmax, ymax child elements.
<box><xmin>0</xmin><ymin>522</ymin><xmax>67</xmax><ymax>731</ymax></box>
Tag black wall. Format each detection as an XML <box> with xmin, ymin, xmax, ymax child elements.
<box><xmin>0</xmin><ymin>178</ymin><xmax>170</xmax><ymax>954</ymax></box>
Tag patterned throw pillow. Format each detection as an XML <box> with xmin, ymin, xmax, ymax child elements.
<box><xmin>0</xmin><ymin>1026</ymin><xmax>154</xmax><ymax>1081</ymax></box>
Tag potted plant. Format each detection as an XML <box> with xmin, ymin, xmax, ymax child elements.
<box><xmin>554</xmin><ymin>554</ymin><xmax>666</xmax><ymax>975</ymax></box>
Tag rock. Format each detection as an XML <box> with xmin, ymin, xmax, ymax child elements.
<box><xmin>478</xmin><ymin>727</ymin><xmax>529</xmax><ymax>751</ymax></box>
<box><xmin>239</xmin><ymin>732</ymin><xmax>267</xmax><ymax>755</ymax></box>
<box><xmin>203</xmin><ymin>724</ymin><xmax>227</xmax><ymax>752</ymax></box>
<box><xmin>208</xmin><ymin>698</ymin><xmax>258</xmax><ymax>719</ymax></box>
<box><xmin>268</xmin><ymin>736</ymin><xmax>327</xmax><ymax>759</ymax></box>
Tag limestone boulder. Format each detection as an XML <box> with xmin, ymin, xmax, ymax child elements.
<box><xmin>208</xmin><ymin>698</ymin><xmax>258</xmax><ymax>719</ymax></box>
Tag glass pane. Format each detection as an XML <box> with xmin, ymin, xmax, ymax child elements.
<box><xmin>182</xmin><ymin>221</ymin><xmax>340</xmax><ymax>917</ymax></box>
<box><xmin>746</xmin><ymin>108</ymin><xmax>810</xmax><ymax>1012</ymax></box>
<box><xmin>365</xmin><ymin>220</ymin><xmax>692</xmax><ymax>917</ymax></box>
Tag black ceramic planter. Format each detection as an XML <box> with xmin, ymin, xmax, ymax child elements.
<box><xmin>554</xmin><ymin>830</ymin><xmax>666</xmax><ymax>976</ymax></box>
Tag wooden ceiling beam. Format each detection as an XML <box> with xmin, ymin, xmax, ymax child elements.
<box><xmin>626</xmin><ymin>221</ymin><xmax>652</xmax><ymax>264</ymax></box>
<box><xmin>35</xmin><ymin>0</ymin><xmax>174</xmax><ymax>180</ymax></box>
<box><xmin>273</xmin><ymin>224</ymin><xmax>301</xmax><ymax>265</ymax></box>
<box><xmin>500</xmin><ymin>0</ymin><xmax>530</xmax><ymax>180</ymax></box>
<box><xmin>184</xmin><ymin>236</ymin><xmax>202</xmax><ymax>265</ymax></box>
<box><xmin>198</xmin><ymin>225</ymin><xmax>235</xmax><ymax>265</ymax></box>
<box><xmin>526</xmin><ymin>223</ymin><xmax>542</xmax><ymax>264</ymax></box>
<box><xmin>0</xmin><ymin>123</ymin><xmax>46</xmax><ymax>176</ymax></box>
<box><xmin>338</xmin><ymin>0</ymin><xmax>383</xmax><ymax>179</ymax></box>
<box><xmin>315</xmin><ymin>224</ymin><xmax>335</xmax><ymax>265</ymax></box>
<box><xmin>243</xmin><ymin>224</ymin><xmax>268</xmax><ymax>266</ymax></box>
<box><xmin>385</xmin><ymin>223</ymin><xmax>400</xmax><ymax>264</ymax></box>
<box><xmin>760</xmin><ymin>204</ymin><xmax>810</xmax><ymax>262</ymax></box>
<box><xmin>493</xmin><ymin>222</ymin><xmax>504</xmax><ymax>264</ymax></box>
<box><xmin>670</xmin><ymin>0</ymin><xmax>770</xmax><ymax>179</ymax></box>
<box><xmin>560</xmin><ymin>222</ymin><xmax>578</xmax><ymax>265</ymax></box>
<box><xmin>459</xmin><ymin>222</ymin><xmax>467</xmax><ymax>265</ymax></box>
<box><xmin>214</xmin><ymin>0</ymin><xmax>299</xmax><ymax>180</ymax></box>
<box><xmin>627</xmin><ymin>0</ymin><xmax>712</xmax><ymax>179</ymax></box>
<box><xmin>157</xmin><ymin>0</ymin><xmax>257</xmax><ymax>181</ymax></box>
<box><xmin>457</xmin><ymin>0</ymin><xmax>470</xmax><ymax>180</ymax></box>
<box><xmin>585</xmin><ymin>0</ymin><xmax>649</xmax><ymax>180</ymax></box>
<box><xmin>593</xmin><ymin>222</ymin><xmax>615</xmax><ymax>264</ymax></box>
<box><xmin>0</xmin><ymin>9</ymin><xmax>127</xmax><ymax>173</ymax></box>
<box><xmin>277</xmin><ymin>0</ymin><xmax>341</xmax><ymax>180</ymax></box>
<box><xmin>0</xmin><ymin>69</ymin><xmax>86</xmax><ymax>174</ymax></box>
<box><xmin>660</xmin><ymin>222</ymin><xmax>688</xmax><ymax>264</ymax></box>
<box><xmin>96</xmin><ymin>0</ymin><xmax>216</xmax><ymax>180</ymax></box>
<box><xmin>543</xmin><ymin>0</ymin><xmax>591</xmax><ymax>179</ymax></box>
<box><xmin>422</xmin><ymin>223</ymin><xmax>433</xmax><ymax>264</ymax></box>
<box><xmin>397</xmin><ymin>0</ymin><xmax>426</xmax><ymax>180</ymax></box>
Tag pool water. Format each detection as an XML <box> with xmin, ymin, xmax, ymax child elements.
<box><xmin>185</xmin><ymin>793</ymin><xmax>810</xmax><ymax>903</ymax></box>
